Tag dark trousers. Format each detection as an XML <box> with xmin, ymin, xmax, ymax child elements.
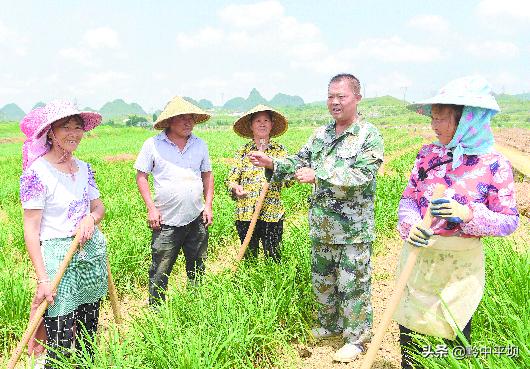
<box><xmin>44</xmin><ymin>300</ymin><xmax>101</xmax><ymax>369</ymax></box>
<box><xmin>149</xmin><ymin>215</ymin><xmax>208</xmax><ymax>305</ymax></box>
<box><xmin>235</xmin><ymin>219</ymin><xmax>283</xmax><ymax>262</ymax></box>
<box><xmin>399</xmin><ymin>321</ymin><xmax>472</xmax><ymax>369</ymax></box>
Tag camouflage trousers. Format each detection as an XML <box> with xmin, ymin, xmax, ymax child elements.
<box><xmin>312</xmin><ymin>242</ymin><xmax>373</xmax><ymax>345</ymax></box>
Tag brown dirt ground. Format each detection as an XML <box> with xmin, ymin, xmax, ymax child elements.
<box><xmin>493</xmin><ymin>128</ymin><xmax>530</xmax><ymax>155</ymax></box>
<box><xmin>292</xmin><ymin>237</ymin><xmax>402</xmax><ymax>369</ymax></box>
<box><xmin>495</xmin><ymin>144</ymin><xmax>530</xmax><ymax>179</ymax></box>
<box><xmin>217</xmin><ymin>157</ymin><xmax>238</xmax><ymax>166</ymax></box>
<box><xmin>103</xmin><ymin>153</ymin><xmax>137</xmax><ymax>162</ymax></box>
<box><xmin>0</xmin><ymin>136</ymin><xmax>24</xmax><ymax>144</ymax></box>
<box><xmin>515</xmin><ymin>182</ymin><xmax>530</xmax><ymax>217</ymax></box>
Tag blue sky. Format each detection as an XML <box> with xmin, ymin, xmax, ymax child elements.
<box><xmin>1</xmin><ymin>0</ymin><xmax>529</xmax><ymax>112</ymax></box>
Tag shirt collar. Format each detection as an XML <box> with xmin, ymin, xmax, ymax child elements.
<box><xmin>326</xmin><ymin>115</ymin><xmax>363</xmax><ymax>137</ymax></box>
<box><xmin>246</xmin><ymin>139</ymin><xmax>277</xmax><ymax>151</ymax></box>
<box><xmin>156</xmin><ymin>131</ymin><xmax>196</xmax><ymax>145</ymax></box>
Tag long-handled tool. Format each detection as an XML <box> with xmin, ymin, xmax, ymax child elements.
<box><xmin>232</xmin><ymin>181</ymin><xmax>270</xmax><ymax>272</ymax></box>
<box><xmin>7</xmin><ymin>233</ymin><xmax>81</xmax><ymax>369</ymax></box>
<box><xmin>359</xmin><ymin>184</ymin><xmax>446</xmax><ymax>369</ymax></box>
<box><xmin>106</xmin><ymin>255</ymin><xmax>122</xmax><ymax>325</ymax></box>
<box><xmin>7</xmin><ymin>231</ymin><xmax>122</xmax><ymax>369</ymax></box>
<box><xmin>232</xmin><ymin>140</ymin><xmax>270</xmax><ymax>272</ymax></box>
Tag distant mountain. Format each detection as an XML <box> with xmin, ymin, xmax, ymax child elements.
<box><xmin>361</xmin><ymin>95</ymin><xmax>405</xmax><ymax>107</ymax></box>
<box><xmin>514</xmin><ymin>93</ymin><xmax>530</xmax><ymax>100</ymax></box>
<box><xmin>99</xmin><ymin>99</ymin><xmax>146</xmax><ymax>119</ymax></box>
<box><xmin>183</xmin><ymin>96</ymin><xmax>214</xmax><ymax>110</ymax></box>
<box><xmin>82</xmin><ymin>106</ymin><xmax>97</xmax><ymax>112</ymax></box>
<box><xmin>223</xmin><ymin>97</ymin><xmax>246</xmax><ymax>111</ymax></box>
<box><xmin>244</xmin><ymin>88</ymin><xmax>268</xmax><ymax>110</ymax></box>
<box><xmin>183</xmin><ymin>96</ymin><xmax>200</xmax><ymax>106</ymax></box>
<box><xmin>269</xmin><ymin>93</ymin><xmax>304</xmax><ymax>107</ymax></box>
<box><xmin>0</xmin><ymin>103</ymin><xmax>25</xmax><ymax>121</ymax></box>
<box><xmin>223</xmin><ymin>88</ymin><xmax>303</xmax><ymax>111</ymax></box>
<box><xmin>32</xmin><ymin>102</ymin><xmax>46</xmax><ymax>109</ymax></box>
<box><xmin>224</xmin><ymin>89</ymin><xmax>267</xmax><ymax>111</ymax></box>
<box><xmin>198</xmin><ymin>99</ymin><xmax>214</xmax><ymax>109</ymax></box>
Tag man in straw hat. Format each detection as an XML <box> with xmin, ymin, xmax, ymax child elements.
<box><xmin>134</xmin><ymin>96</ymin><xmax>213</xmax><ymax>305</ymax></box>
<box><xmin>227</xmin><ymin>104</ymin><xmax>293</xmax><ymax>261</ymax></box>
<box><xmin>250</xmin><ymin>74</ymin><xmax>384</xmax><ymax>362</ymax></box>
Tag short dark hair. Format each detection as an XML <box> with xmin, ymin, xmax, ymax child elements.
<box><xmin>329</xmin><ymin>73</ymin><xmax>361</xmax><ymax>94</ymax></box>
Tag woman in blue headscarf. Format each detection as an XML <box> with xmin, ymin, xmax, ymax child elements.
<box><xmin>394</xmin><ymin>76</ymin><xmax>519</xmax><ymax>369</ymax></box>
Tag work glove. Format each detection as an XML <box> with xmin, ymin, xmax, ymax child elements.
<box><xmin>430</xmin><ymin>198</ymin><xmax>472</xmax><ymax>224</ymax></box>
<box><xmin>407</xmin><ymin>222</ymin><xmax>434</xmax><ymax>247</ymax></box>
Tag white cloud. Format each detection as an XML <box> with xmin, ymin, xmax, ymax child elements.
<box><xmin>476</xmin><ymin>0</ymin><xmax>530</xmax><ymax>19</ymax></box>
<box><xmin>466</xmin><ymin>41</ymin><xmax>519</xmax><ymax>58</ymax></box>
<box><xmin>0</xmin><ymin>21</ymin><xmax>29</xmax><ymax>56</ymax></box>
<box><xmin>176</xmin><ymin>27</ymin><xmax>225</xmax><ymax>49</ymax></box>
<box><xmin>218</xmin><ymin>0</ymin><xmax>284</xmax><ymax>28</ymax></box>
<box><xmin>483</xmin><ymin>71</ymin><xmax>530</xmax><ymax>94</ymax></box>
<box><xmin>61</xmin><ymin>70</ymin><xmax>130</xmax><ymax>97</ymax></box>
<box><xmin>59</xmin><ymin>27</ymin><xmax>122</xmax><ymax>67</ymax></box>
<box><xmin>365</xmin><ymin>72</ymin><xmax>413</xmax><ymax>98</ymax></box>
<box><xmin>407</xmin><ymin>15</ymin><xmax>450</xmax><ymax>33</ymax></box>
<box><xmin>84</xmin><ymin>27</ymin><xmax>120</xmax><ymax>49</ymax></box>
<box><xmin>351</xmin><ymin>37</ymin><xmax>442</xmax><ymax>63</ymax></box>
<box><xmin>175</xmin><ymin>0</ymin><xmax>328</xmax><ymax>72</ymax></box>
<box><xmin>83</xmin><ymin>71</ymin><xmax>129</xmax><ymax>87</ymax></box>
<box><xmin>59</xmin><ymin>47</ymin><xmax>97</xmax><ymax>67</ymax></box>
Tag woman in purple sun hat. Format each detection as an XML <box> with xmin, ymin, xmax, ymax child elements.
<box><xmin>19</xmin><ymin>99</ymin><xmax>108</xmax><ymax>368</ymax></box>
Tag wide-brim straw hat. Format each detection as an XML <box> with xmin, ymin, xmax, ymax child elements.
<box><xmin>154</xmin><ymin>96</ymin><xmax>211</xmax><ymax>130</ymax></box>
<box><xmin>408</xmin><ymin>75</ymin><xmax>500</xmax><ymax>117</ymax></box>
<box><xmin>233</xmin><ymin>104</ymin><xmax>288</xmax><ymax>138</ymax></box>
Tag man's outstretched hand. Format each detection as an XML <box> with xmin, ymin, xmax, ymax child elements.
<box><xmin>248</xmin><ymin>151</ymin><xmax>274</xmax><ymax>169</ymax></box>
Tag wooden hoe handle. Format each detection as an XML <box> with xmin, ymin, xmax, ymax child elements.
<box><xmin>360</xmin><ymin>184</ymin><xmax>446</xmax><ymax>369</ymax></box>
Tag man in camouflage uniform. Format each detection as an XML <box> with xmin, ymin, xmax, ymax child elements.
<box><xmin>250</xmin><ymin>73</ymin><xmax>384</xmax><ymax>362</ymax></box>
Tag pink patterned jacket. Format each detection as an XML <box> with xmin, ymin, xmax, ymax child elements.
<box><xmin>398</xmin><ymin>144</ymin><xmax>519</xmax><ymax>239</ymax></box>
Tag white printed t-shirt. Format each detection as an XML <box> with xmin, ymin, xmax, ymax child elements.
<box><xmin>20</xmin><ymin>157</ymin><xmax>100</xmax><ymax>241</ymax></box>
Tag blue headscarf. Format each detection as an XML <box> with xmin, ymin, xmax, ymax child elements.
<box><xmin>436</xmin><ymin>106</ymin><xmax>496</xmax><ymax>169</ymax></box>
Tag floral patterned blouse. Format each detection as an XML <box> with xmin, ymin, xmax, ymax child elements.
<box><xmin>226</xmin><ymin>140</ymin><xmax>294</xmax><ymax>222</ymax></box>
<box><xmin>398</xmin><ymin>144</ymin><xmax>518</xmax><ymax>239</ymax></box>
<box><xmin>20</xmin><ymin>157</ymin><xmax>100</xmax><ymax>241</ymax></box>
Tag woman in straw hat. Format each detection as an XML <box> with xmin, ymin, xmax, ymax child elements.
<box><xmin>19</xmin><ymin>100</ymin><xmax>108</xmax><ymax>368</ymax></box>
<box><xmin>134</xmin><ymin>96</ymin><xmax>213</xmax><ymax>305</ymax></box>
<box><xmin>395</xmin><ymin>76</ymin><xmax>519</xmax><ymax>368</ymax></box>
<box><xmin>227</xmin><ymin>104</ymin><xmax>293</xmax><ymax>261</ymax></box>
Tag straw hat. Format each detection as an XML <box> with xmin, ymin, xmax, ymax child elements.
<box><xmin>233</xmin><ymin>104</ymin><xmax>288</xmax><ymax>138</ymax></box>
<box><xmin>154</xmin><ymin>96</ymin><xmax>211</xmax><ymax>130</ymax></box>
<box><xmin>408</xmin><ymin>75</ymin><xmax>500</xmax><ymax>117</ymax></box>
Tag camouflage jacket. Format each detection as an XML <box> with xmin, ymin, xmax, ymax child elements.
<box><xmin>271</xmin><ymin>117</ymin><xmax>384</xmax><ymax>244</ymax></box>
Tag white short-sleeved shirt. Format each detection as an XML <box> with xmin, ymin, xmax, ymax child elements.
<box><xmin>134</xmin><ymin>131</ymin><xmax>212</xmax><ymax>227</ymax></box>
<box><xmin>20</xmin><ymin>157</ymin><xmax>100</xmax><ymax>241</ymax></box>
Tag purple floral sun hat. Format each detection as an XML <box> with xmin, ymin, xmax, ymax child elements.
<box><xmin>20</xmin><ymin>99</ymin><xmax>102</xmax><ymax>170</ymax></box>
